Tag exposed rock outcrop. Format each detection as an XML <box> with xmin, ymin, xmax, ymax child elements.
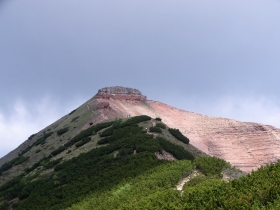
<box><xmin>96</xmin><ymin>102</ymin><xmax>110</xmax><ymax>109</ymax></box>
<box><xmin>95</xmin><ymin>86</ymin><xmax>146</xmax><ymax>101</ymax></box>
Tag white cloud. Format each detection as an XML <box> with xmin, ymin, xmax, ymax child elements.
<box><xmin>0</xmin><ymin>96</ymin><xmax>84</xmax><ymax>158</ymax></box>
<box><xmin>181</xmin><ymin>96</ymin><xmax>280</xmax><ymax>128</ymax></box>
<box><xmin>214</xmin><ymin>96</ymin><xmax>280</xmax><ymax>127</ymax></box>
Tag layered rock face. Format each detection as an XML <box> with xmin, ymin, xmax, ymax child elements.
<box><xmin>95</xmin><ymin>86</ymin><xmax>146</xmax><ymax>101</ymax></box>
<box><xmin>88</xmin><ymin>87</ymin><xmax>280</xmax><ymax>172</ymax></box>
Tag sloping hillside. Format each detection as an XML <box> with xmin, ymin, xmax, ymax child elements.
<box><xmin>0</xmin><ymin>115</ymin><xmax>206</xmax><ymax>209</ymax></box>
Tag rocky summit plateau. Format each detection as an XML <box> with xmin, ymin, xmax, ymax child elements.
<box><xmin>1</xmin><ymin>86</ymin><xmax>280</xmax><ymax>174</ymax></box>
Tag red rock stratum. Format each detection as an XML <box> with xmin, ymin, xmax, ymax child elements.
<box><xmin>89</xmin><ymin>86</ymin><xmax>280</xmax><ymax>172</ymax></box>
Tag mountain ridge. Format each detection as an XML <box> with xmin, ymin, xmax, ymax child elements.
<box><xmin>1</xmin><ymin>86</ymin><xmax>280</xmax><ymax>209</ymax></box>
<box><xmin>1</xmin><ymin>86</ymin><xmax>280</xmax><ymax>174</ymax></box>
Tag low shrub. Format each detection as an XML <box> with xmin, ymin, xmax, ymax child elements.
<box><xmin>100</xmin><ymin>127</ymin><xmax>114</xmax><ymax>137</ymax></box>
<box><xmin>149</xmin><ymin>126</ymin><xmax>162</xmax><ymax>133</ymax></box>
<box><xmin>120</xmin><ymin>115</ymin><xmax>151</xmax><ymax>128</ymax></box>
<box><xmin>157</xmin><ymin>137</ymin><xmax>194</xmax><ymax>160</ymax></box>
<box><xmin>25</xmin><ymin>157</ymin><xmax>50</xmax><ymax>173</ymax></box>
<box><xmin>50</xmin><ymin>146</ymin><xmax>66</xmax><ymax>157</ymax></box>
<box><xmin>194</xmin><ymin>156</ymin><xmax>230</xmax><ymax>177</ymax></box>
<box><xmin>28</xmin><ymin>134</ymin><xmax>36</xmax><ymax>140</ymax></box>
<box><xmin>18</xmin><ymin>146</ymin><xmax>32</xmax><ymax>156</ymax></box>
<box><xmin>13</xmin><ymin>156</ymin><xmax>30</xmax><ymax>165</ymax></box>
<box><xmin>75</xmin><ymin>137</ymin><xmax>91</xmax><ymax>147</ymax></box>
<box><xmin>69</xmin><ymin>109</ymin><xmax>76</xmax><ymax>115</ymax></box>
<box><xmin>57</xmin><ymin>128</ymin><xmax>69</xmax><ymax>136</ymax></box>
<box><xmin>156</xmin><ymin>123</ymin><xmax>166</xmax><ymax>129</ymax></box>
<box><xmin>186</xmin><ymin>175</ymin><xmax>208</xmax><ymax>186</ymax></box>
<box><xmin>45</xmin><ymin>158</ymin><xmax>63</xmax><ymax>169</ymax></box>
<box><xmin>155</xmin><ymin>117</ymin><xmax>162</xmax><ymax>121</ymax></box>
<box><xmin>34</xmin><ymin>132</ymin><xmax>54</xmax><ymax>146</ymax></box>
<box><xmin>98</xmin><ymin>137</ymin><xmax>113</xmax><ymax>145</ymax></box>
<box><xmin>119</xmin><ymin>148</ymin><xmax>134</xmax><ymax>156</ymax></box>
<box><xmin>168</xmin><ymin>128</ymin><xmax>189</xmax><ymax>144</ymax></box>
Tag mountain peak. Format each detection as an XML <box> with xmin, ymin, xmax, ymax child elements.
<box><xmin>95</xmin><ymin>86</ymin><xmax>147</xmax><ymax>101</ymax></box>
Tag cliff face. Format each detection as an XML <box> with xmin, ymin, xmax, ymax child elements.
<box><xmin>87</xmin><ymin>87</ymin><xmax>280</xmax><ymax>172</ymax></box>
<box><xmin>95</xmin><ymin>86</ymin><xmax>147</xmax><ymax>101</ymax></box>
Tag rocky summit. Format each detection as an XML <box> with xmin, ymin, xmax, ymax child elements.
<box><xmin>95</xmin><ymin>86</ymin><xmax>147</xmax><ymax>101</ymax></box>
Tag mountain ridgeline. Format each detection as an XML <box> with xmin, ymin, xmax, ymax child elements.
<box><xmin>1</xmin><ymin>86</ymin><xmax>280</xmax><ymax>209</ymax></box>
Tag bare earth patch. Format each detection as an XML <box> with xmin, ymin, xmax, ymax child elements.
<box><xmin>176</xmin><ymin>170</ymin><xmax>199</xmax><ymax>191</ymax></box>
<box><xmin>155</xmin><ymin>150</ymin><xmax>176</xmax><ymax>161</ymax></box>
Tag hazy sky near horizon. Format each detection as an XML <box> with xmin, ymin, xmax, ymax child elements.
<box><xmin>1</xmin><ymin>0</ymin><xmax>280</xmax><ymax>157</ymax></box>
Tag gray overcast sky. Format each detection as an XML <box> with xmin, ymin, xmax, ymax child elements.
<box><xmin>1</xmin><ymin>0</ymin><xmax>280</xmax><ymax>157</ymax></box>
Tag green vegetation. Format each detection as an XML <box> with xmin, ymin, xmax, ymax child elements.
<box><xmin>16</xmin><ymin>131</ymin><xmax>54</xmax><ymax>157</ymax></box>
<box><xmin>64</xmin><ymin>121</ymin><xmax>114</xmax><ymax>148</ymax></box>
<box><xmin>0</xmin><ymin>156</ymin><xmax>30</xmax><ymax>175</ymax></box>
<box><xmin>4</xmin><ymin>115</ymin><xmax>280</xmax><ymax>210</ymax></box>
<box><xmin>34</xmin><ymin>132</ymin><xmax>54</xmax><ymax>146</ymax></box>
<box><xmin>50</xmin><ymin>146</ymin><xmax>66</xmax><ymax>157</ymax></box>
<box><xmin>156</xmin><ymin>122</ymin><xmax>166</xmax><ymax>129</ymax></box>
<box><xmin>119</xmin><ymin>115</ymin><xmax>151</xmax><ymax>127</ymax></box>
<box><xmin>24</xmin><ymin>157</ymin><xmax>50</xmax><ymax>173</ymax></box>
<box><xmin>168</xmin><ymin>128</ymin><xmax>190</xmax><ymax>144</ymax></box>
<box><xmin>66</xmin><ymin>158</ymin><xmax>280</xmax><ymax>210</ymax></box>
<box><xmin>155</xmin><ymin>117</ymin><xmax>162</xmax><ymax>121</ymax></box>
<box><xmin>28</xmin><ymin>134</ymin><xmax>36</xmax><ymax>140</ymax></box>
<box><xmin>18</xmin><ymin>146</ymin><xmax>32</xmax><ymax>156</ymax></box>
<box><xmin>44</xmin><ymin>158</ymin><xmax>62</xmax><ymax>169</ymax></box>
<box><xmin>13</xmin><ymin>156</ymin><xmax>30</xmax><ymax>165</ymax></box>
<box><xmin>99</xmin><ymin>127</ymin><xmax>114</xmax><ymax>137</ymax></box>
<box><xmin>56</xmin><ymin>127</ymin><xmax>69</xmax><ymax>136</ymax></box>
<box><xmin>157</xmin><ymin>137</ymin><xmax>194</xmax><ymax>160</ymax></box>
<box><xmin>194</xmin><ymin>156</ymin><xmax>230</xmax><ymax>177</ymax></box>
<box><xmin>75</xmin><ymin>137</ymin><xmax>91</xmax><ymax>147</ymax></box>
<box><xmin>149</xmin><ymin>126</ymin><xmax>162</xmax><ymax>133</ymax></box>
<box><xmin>68</xmin><ymin>109</ymin><xmax>77</xmax><ymax>115</ymax></box>
<box><xmin>67</xmin><ymin>160</ymin><xmax>193</xmax><ymax>210</ymax></box>
<box><xmin>0</xmin><ymin>116</ymin><xmax>195</xmax><ymax>210</ymax></box>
